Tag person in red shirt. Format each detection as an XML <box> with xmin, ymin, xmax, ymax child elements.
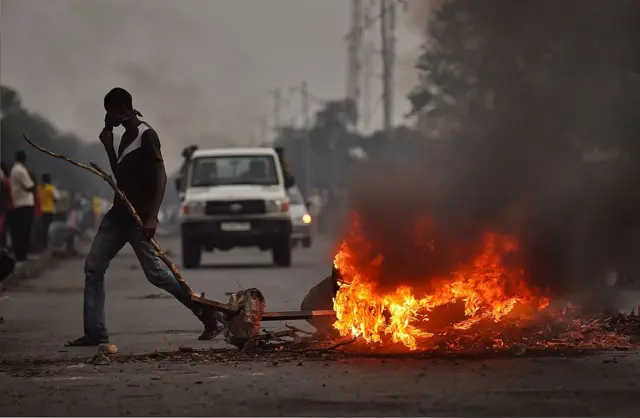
<box><xmin>0</xmin><ymin>162</ymin><xmax>15</xmax><ymax>248</ymax></box>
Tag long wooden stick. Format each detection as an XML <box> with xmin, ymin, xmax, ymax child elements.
<box><xmin>22</xmin><ymin>134</ymin><xmax>235</xmax><ymax>314</ymax></box>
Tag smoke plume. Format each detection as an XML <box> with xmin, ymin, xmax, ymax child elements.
<box><xmin>0</xmin><ymin>0</ymin><xmax>352</xmax><ymax>172</ymax></box>
<box><xmin>344</xmin><ymin>0</ymin><xmax>640</xmax><ymax>302</ymax></box>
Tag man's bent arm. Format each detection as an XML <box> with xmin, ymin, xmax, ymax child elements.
<box><xmin>104</xmin><ymin>144</ymin><xmax>118</xmax><ymax>174</ymax></box>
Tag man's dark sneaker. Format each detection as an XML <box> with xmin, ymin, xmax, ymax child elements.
<box><xmin>195</xmin><ymin>308</ymin><xmax>223</xmax><ymax>340</ymax></box>
<box><xmin>198</xmin><ymin>327</ymin><xmax>224</xmax><ymax>341</ymax></box>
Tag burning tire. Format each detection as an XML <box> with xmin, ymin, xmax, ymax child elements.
<box><xmin>300</xmin><ymin>267</ymin><xmax>340</xmax><ymax>335</ymax></box>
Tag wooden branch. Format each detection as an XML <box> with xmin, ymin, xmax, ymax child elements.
<box><xmin>22</xmin><ymin>134</ymin><xmax>195</xmax><ymax>298</ymax></box>
<box><xmin>294</xmin><ymin>337</ymin><xmax>357</xmax><ymax>353</ymax></box>
<box><xmin>191</xmin><ymin>292</ymin><xmax>236</xmax><ymax>313</ymax></box>
<box><xmin>263</xmin><ymin>329</ymin><xmax>298</xmax><ymax>339</ymax></box>
<box><xmin>284</xmin><ymin>323</ymin><xmax>314</xmax><ymax>335</ymax></box>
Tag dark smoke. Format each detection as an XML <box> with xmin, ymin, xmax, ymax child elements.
<box><xmin>344</xmin><ymin>0</ymin><xmax>640</xmax><ymax>299</ymax></box>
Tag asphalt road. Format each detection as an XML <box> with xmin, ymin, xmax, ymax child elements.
<box><xmin>1</xmin><ymin>233</ymin><xmax>639</xmax><ymax>416</ymax></box>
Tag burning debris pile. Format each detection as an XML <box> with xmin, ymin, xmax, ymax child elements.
<box><xmin>329</xmin><ymin>213</ymin><xmax>640</xmax><ymax>353</ymax></box>
<box><xmin>322</xmin><ymin>0</ymin><xmax>640</xmax><ymax>354</ymax></box>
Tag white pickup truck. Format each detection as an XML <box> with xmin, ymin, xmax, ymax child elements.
<box><xmin>175</xmin><ymin>146</ymin><xmax>295</xmax><ymax>268</ymax></box>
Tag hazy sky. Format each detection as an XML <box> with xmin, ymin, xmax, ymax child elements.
<box><xmin>1</xmin><ymin>0</ymin><xmax>424</xmax><ymax>171</ymax></box>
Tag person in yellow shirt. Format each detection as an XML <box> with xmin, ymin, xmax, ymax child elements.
<box><xmin>38</xmin><ymin>173</ymin><xmax>60</xmax><ymax>249</ymax></box>
<box><xmin>92</xmin><ymin>196</ymin><xmax>102</xmax><ymax>229</ymax></box>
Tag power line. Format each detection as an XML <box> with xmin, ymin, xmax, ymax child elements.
<box><xmin>345</xmin><ymin>0</ymin><xmax>400</xmax><ymax>134</ymax></box>
<box><xmin>282</xmin><ymin>84</ymin><xmax>326</xmax><ymax>127</ymax></box>
<box><xmin>268</xmin><ymin>88</ymin><xmax>283</xmax><ymax>145</ymax></box>
<box><xmin>380</xmin><ymin>0</ymin><xmax>395</xmax><ymax>134</ymax></box>
<box><xmin>347</xmin><ymin>0</ymin><xmax>363</xmax><ymax>104</ymax></box>
<box><xmin>361</xmin><ymin>0</ymin><xmax>378</xmax><ymax>132</ymax></box>
<box><xmin>260</xmin><ymin>115</ymin><xmax>268</xmax><ymax>146</ymax></box>
<box><xmin>272</xmin><ymin>88</ymin><xmax>282</xmax><ymax>130</ymax></box>
<box><xmin>301</xmin><ymin>81</ymin><xmax>312</xmax><ymax>194</ymax></box>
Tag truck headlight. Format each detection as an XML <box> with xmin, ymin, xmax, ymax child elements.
<box><xmin>302</xmin><ymin>213</ymin><xmax>312</xmax><ymax>224</ymax></box>
<box><xmin>266</xmin><ymin>199</ymin><xmax>290</xmax><ymax>213</ymax></box>
<box><xmin>181</xmin><ymin>201</ymin><xmax>205</xmax><ymax>216</ymax></box>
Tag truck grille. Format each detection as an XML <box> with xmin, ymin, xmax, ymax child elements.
<box><xmin>205</xmin><ymin>200</ymin><xmax>266</xmax><ymax>216</ymax></box>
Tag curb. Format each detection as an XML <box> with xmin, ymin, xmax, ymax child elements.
<box><xmin>0</xmin><ymin>250</ymin><xmax>55</xmax><ymax>294</ymax></box>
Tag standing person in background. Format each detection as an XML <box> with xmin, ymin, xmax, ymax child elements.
<box><xmin>47</xmin><ymin>209</ymin><xmax>82</xmax><ymax>257</ymax></box>
<box><xmin>307</xmin><ymin>189</ymin><xmax>322</xmax><ymax>217</ymax></box>
<box><xmin>78</xmin><ymin>193</ymin><xmax>89</xmax><ymax>208</ymax></box>
<box><xmin>54</xmin><ymin>189</ymin><xmax>70</xmax><ymax>222</ymax></box>
<box><xmin>307</xmin><ymin>188</ymin><xmax>322</xmax><ymax>234</ymax></box>
<box><xmin>92</xmin><ymin>196</ymin><xmax>102</xmax><ymax>229</ymax></box>
<box><xmin>38</xmin><ymin>173</ymin><xmax>60</xmax><ymax>250</ymax></box>
<box><xmin>0</xmin><ymin>163</ymin><xmax>15</xmax><ymax>248</ymax></box>
<box><xmin>30</xmin><ymin>170</ymin><xmax>42</xmax><ymax>253</ymax></box>
<box><xmin>9</xmin><ymin>151</ymin><xmax>35</xmax><ymax>261</ymax></box>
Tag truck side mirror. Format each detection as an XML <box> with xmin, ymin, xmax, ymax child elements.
<box><xmin>174</xmin><ymin>177</ymin><xmax>182</xmax><ymax>192</ymax></box>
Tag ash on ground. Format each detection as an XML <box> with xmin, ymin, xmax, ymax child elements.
<box><xmin>1</xmin><ymin>313</ymin><xmax>637</xmax><ymax>373</ymax></box>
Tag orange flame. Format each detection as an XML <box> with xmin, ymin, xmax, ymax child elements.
<box><xmin>332</xmin><ymin>215</ymin><xmax>550</xmax><ymax>350</ymax></box>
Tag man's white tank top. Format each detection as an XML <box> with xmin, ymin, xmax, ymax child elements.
<box><xmin>117</xmin><ymin>123</ymin><xmax>150</xmax><ymax>165</ymax></box>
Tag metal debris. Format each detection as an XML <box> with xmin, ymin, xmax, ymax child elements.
<box><xmin>509</xmin><ymin>343</ymin><xmax>527</xmax><ymax>356</ymax></box>
<box><xmin>225</xmin><ymin>288</ymin><xmax>266</xmax><ymax>348</ymax></box>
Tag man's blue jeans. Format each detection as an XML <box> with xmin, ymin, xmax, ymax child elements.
<box><xmin>83</xmin><ymin>210</ymin><xmax>192</xmax><ymax>342</ymax></box>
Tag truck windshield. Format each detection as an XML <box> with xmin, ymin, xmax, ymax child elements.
<box><xmin>189</xmin><ymin>155</ymin><xmax>280</xmax><ymax>187</ymax></box>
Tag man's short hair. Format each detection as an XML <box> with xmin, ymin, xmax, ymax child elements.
<box><xmin>15</xmin><ymin>150</ymin><xmax>26</xmax><ymax>163</ymax></box>
<box><xmin>42</xmin><ymin>173</ymin><xmax>51</xmax><ymax>183</ymax></box>
<box><xmin>104</xmin><ymin>87</ymin><xmax>133</xmax><ymax>110</ymax></box>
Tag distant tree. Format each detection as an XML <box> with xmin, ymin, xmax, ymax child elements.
<box><xmin>0</xmin><ymin>85</ymin><xmax>110</xmax><ymax>197</ymax></box>
<box><xmin>0</xmin><ymin>86</ymin><xmax>21</xmax><ymax>115</ymax></box>
<box><xmin>413</xmin><ymin>0</ymin><xmax>640</xmax><ymax>153</ymax></box>
<box><xmin>275</xmin><ymin>97</ymin><xmax>429</xmax><ymax>196</ymax></box>
<box><xmin>275</xmin><ymin>98</ymin><xmax>364</xmax><ymax>194</ymax></box>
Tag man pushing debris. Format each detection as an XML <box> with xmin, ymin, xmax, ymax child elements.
<box><xmin>67</xmin><ymin>88</ymin><xmax>219</xmax><ymax>346</ymax></box>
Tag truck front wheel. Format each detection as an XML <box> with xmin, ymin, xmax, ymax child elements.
<box><xmin>182</xmin><ymin>238</ymin><xmax>201</xmax><ymax>269</ymax></box>
<box><xmin>272</xmin><ymin>237</ymin><xmax>292</xmax><ymax>267</ymax></box>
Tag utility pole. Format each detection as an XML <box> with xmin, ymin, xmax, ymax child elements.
<box><xmin>272</xmin><ymin>88</ymin><xmax>282</xmax><ymax>145</ymax></box>
<box><xmin>301</xmin><ymin>81</ymin><xmax>312</xmax><ymax>196</ymax></box>
<box><xmin>260</xmin><ymin>115</ymin><xmax>268</xmax><ymax>147</ymax></box>
<box><xmin>361</xmin><ymin>0</ymin><xmax>377</xmax><ymax>131</ymax></box>
<box><xmin>346</xmin><ymin>0</ymin><xmax>363</xmax><ymax>106</ymax></box>
<box><xmin>380</xmin><ymin>0</ymin><xmax>395</xmax><ymax>135</ymax></box>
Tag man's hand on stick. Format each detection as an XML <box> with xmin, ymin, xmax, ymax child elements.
<box><xmin>142</xmin><ymin>218</ymin><xmax>158</xmax><ymax>239</ymax></box>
